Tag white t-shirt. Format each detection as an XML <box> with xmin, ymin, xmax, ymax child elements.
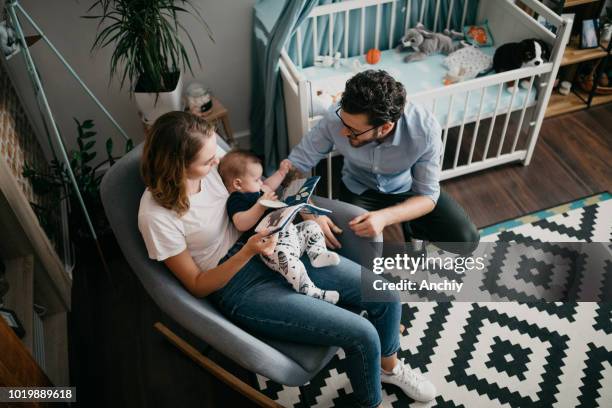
<box><xmin>138</xmin><ymin>166</ymin><xmax>241</xmax><ymax>272</ymax></box>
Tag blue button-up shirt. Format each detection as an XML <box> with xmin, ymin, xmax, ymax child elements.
<box><xmin>288</xmin><ymin>102</ymin><xmax>443</xmax><ymax>203</ymax></box>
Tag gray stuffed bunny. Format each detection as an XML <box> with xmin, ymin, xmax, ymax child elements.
<box><xmin>397</xmin><ymin>23</ymin><xmax>465</xmax><ymax>63</ymax></box>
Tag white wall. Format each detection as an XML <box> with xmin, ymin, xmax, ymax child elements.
<box><xmin>4</xmin><ymin>0</ymin><xmax>255</xmax><ymax>162</ymax></box>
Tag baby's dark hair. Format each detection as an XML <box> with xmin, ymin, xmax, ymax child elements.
<box><xmin>340</xmin><ymin>70</ymin><xmax>406</xmax><ymax>126</ymax></box>
<box><xmin>218</xmin><ymin>149</ymin><xmax>262</xmax><ymax>188</ymax></box>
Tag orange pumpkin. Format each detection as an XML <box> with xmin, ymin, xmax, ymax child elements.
<box><xmin>365</xmin><ymin>48</ymin><xmax>381</xmax><ymax>65</ymax></box>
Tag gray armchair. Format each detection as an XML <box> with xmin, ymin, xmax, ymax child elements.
<box><xmin>100</xmin><ymin>141</ymin><xmax>381</xmax><ymax>404</ymax></box>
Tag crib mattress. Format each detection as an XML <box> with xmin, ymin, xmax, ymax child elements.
<box><xmin>299</xmin><ymin>48</ymin><xmax>537</xmax><ymax>128</ymax></box>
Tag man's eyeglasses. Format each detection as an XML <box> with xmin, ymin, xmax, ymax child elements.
<box><xmin>335</xmin><ymin>108</ymin><xmax>379</xmax><ymax>139</ymax></box>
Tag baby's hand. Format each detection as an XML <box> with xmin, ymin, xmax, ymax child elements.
<box><xmin>258</xmin><ymin>190</ymin><xmax>278</xmax><ymax>203</ymax></box>
<box><xmin>279</xmin><ymin>159</ymin><xmax>293</xmax><ymax>176</ymax></box>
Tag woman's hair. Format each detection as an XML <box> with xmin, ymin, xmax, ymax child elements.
<box><xmin>340</xmin><ymin>70</ymin><xmax>406</xmax><ymax>126</ymax></box>
<box><xmin>141</xmin><ymin>111</ymin><xmax>215</xmax><ymax>216</ymax></box>
<box><xmin>218</xmin><ymin>149</ymin><xmax>262</xmax><ymax>188</ymax></box>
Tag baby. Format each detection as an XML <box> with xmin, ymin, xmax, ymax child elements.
<box><xmin>218</xmin><ymin>150</ymin><xmax>340</xmax><ymax>304</ymax></box>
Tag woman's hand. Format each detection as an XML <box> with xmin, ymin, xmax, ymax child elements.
<box><xmin>243</xmin><ymin>230</ymin><xmax>278</xmax><ymax>257</ymax></box>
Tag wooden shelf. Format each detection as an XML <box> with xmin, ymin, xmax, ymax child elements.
<box><xmin>545</xmin><ymin>91</ymin><xmax>587</xmax><ymax>117</ymax></box>
<box><xmin>577</xmin><ymin>89</ymin><xmax>612</xmax><ymax>106</ymax></box>
<box><xmin>590</xmin><ymin>93</ymin><xmax>612</xmax><ymax>106</ymax></box>
<box><xmin>564</xmin><ymin>0</ymin><xmax>598</xmax><ymax>8</ymax></box>
<box><xmin>562</xmin><ymin>45</ymin><xmax>607</xmax><ymax>66</ymax></box>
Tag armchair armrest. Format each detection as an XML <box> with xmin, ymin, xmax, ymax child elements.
<box><xmin>311</xmin><ymin>195</ymin><xmax>382</xmax><ymax>267</ymax></box>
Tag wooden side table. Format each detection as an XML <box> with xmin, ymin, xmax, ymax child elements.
<box><xmin>191</xmin><ymin>97</ymin><xmax>235</xmax><ymax>146</ymax></box>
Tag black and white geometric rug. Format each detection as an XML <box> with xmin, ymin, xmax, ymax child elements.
<box><xmin>254</xmin><ymin>192</ymin><xmax>612</xmax><ymax>407</ymax></box>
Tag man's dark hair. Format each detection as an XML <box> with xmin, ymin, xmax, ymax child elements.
<box><xmin>340</xmin><ymin>70</ymin><xmax>407</xmax><ymax>126</ymax></box>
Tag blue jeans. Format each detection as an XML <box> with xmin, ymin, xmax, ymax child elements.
<box><xmin>209</xmin><ymin>242</ymin><xmax>402</xmax><ymax>408</ymax></box>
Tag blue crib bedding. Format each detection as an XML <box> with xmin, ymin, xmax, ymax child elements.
<box><xmin>299</xmin><ymin>48</ymin><xmax>537</xmax><ymax>127</ymax></box>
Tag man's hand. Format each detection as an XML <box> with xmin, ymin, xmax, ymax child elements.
<box><xmin>348</xmin><ymin>211</ymin><xmax>388</xmax><ymax>237</ymax></box>
<box><xmin>279</xmin><ymin>159</ymin><xmax>293</xmax><ymax>176</ymax></box>
<box><xmin>304</xmin><ymin>214</ymin><xmax>343</xmax><ymax>249</ymax></box>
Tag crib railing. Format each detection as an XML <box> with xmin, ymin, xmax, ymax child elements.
<box><xmin>289</xmin><ymin>0</ymin><xmax>566</xmax><ymax>68</ymax></box>
<box><xmin>291</xmin><ymin>0</ymin><xmax>477</xmax><ymax>67</ymax></box>
<box><xmin>405</xmin><ymin>63</ymin><xmax>552</xmax><ymax>179</ymax></box>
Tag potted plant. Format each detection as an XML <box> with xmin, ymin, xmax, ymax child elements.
<box><xmin>85</xmin><ymin>0</ymin><xmax>213</xmax><ymax>125</ymax></box>
<box><xmin>23</xmin><ymin>119</ymin><xmax>133</xmax><ymax>243</ymax></box>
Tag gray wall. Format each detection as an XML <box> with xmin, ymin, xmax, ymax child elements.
<box><xmin>4</xmin><ymin>0</ymin><xmax>255</xmax><ymax>162</ymax></box>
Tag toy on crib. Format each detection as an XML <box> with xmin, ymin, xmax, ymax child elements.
<box><xmin>493</xmin><ymin>38</ymin><xmax>550</xmax><ymax>93</ymax></box>
<box><xmin>365</xmin><ymin>48</ymin><xmax>381</xmax><ymax>64</ymax></box>
<box><xmin>443</xmin><ymin>46</ymin><xmax>493</xmax><ymax>85</ymax></box>
<box><xmin>311</xmin><ymin>89</ymin><xmax>342</xmax><ymax>116</ymax></box>
<box><xmin>314</xmin><ymin>51</ymin><xmax>342</xmax><ymax>68</ymax></box>
<box><xmin>397</xmin><ymin>23</ymin><xmax>465</xmax><ymax>63</ymax></box>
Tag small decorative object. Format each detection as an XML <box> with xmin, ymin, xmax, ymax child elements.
<box><xmin>462</xmin><ymin>21</ymin><xmax>495</xmax><ymax>47</ymax></box>
<box><xmin>0</xmin><ymin>307</ymin><xmax>25</xmax><ymax>338</ymax></box>
<box><xmin>365</xmin><ymin>48</ymin><xmax>381</xmax><ymax>64</ymax></box>
<box><xmin>559</xmin><ymin>80</ymin><xmax>571</xmax><ymax>95</ymax></box>
<box><xmin>185</xmin><ymin>82</ymin><xmax>213</xmax><ymax>114</ymax></box>
<box><xmin>314</xmin><ymin>52</ymin><xmax>341</xmax><ymax>68</ymax></box>
<box><xmin>599</xmin><ymin>7</ymin><xmax>612</xmax><ymax>43</ymax></box>
<box><xmin>493</xmin><ymin>38</ymin><xmax>550</xmax><ymax>93</ymax></box>
<box><xmin>602</xmin><ymin>23</ymin><xmax>612</xmax><ymax>43</ymax></box>
<box><xmin>580</xmin><ymin>19</ymin><xmax>599</xmax><ymax>49</ymax></box>
<box><xmin>599</xmin><ymin>72</ymin><xmax>609</xmax><ymax>87</ymax></box>
<box><xmin>397</xmin><ymin>23</ymin><xmax>465</xmax><ymax>63</ymax></box>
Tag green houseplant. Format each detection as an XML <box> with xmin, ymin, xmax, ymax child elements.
<box><xmin>85</xmin><ymin>0</ymin><xmax>213</xmax><ymax>124</ymax></box>
<box><xmin>24</xmin><ymin>118</ymin><xmax>133</xmax><ymax>243</ymax></box>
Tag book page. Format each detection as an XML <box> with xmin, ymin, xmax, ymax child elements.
<box><xmin>255</xmin><ymin>206</ymin><xmax>301</xmax><ymax>233</ymax></box>
<box><xmin>281</xmin><ymin>178</ymin><xmax>307</xmax><ymax>201</ymax></box>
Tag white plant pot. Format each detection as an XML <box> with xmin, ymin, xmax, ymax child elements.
<box><xmin>134</xmin><ymin>72</ymin><xmax>183</xmax><ymax>125</ymax></box>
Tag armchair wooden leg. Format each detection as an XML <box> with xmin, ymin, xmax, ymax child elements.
<box><xmin>154</xmin><ymin>322</ymin><xmax>282</xmax><ymax>408</ymax></box>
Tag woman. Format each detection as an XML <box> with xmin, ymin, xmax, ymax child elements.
<box><xmin>137</xmin><ymin>111</ymin><xmax>436</xmax><ymax>407</ymax></box>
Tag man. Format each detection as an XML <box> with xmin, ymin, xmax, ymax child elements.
<box><xmin>289</xmin><ymin>70</ymin><xmax>479</xmax><ymax>255</ymax></box>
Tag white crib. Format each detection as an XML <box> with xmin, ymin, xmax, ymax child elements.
<box><xmin>279</xmin><ymin>0</ymin><xmax>572</xmax><ymax>198</ymax></box>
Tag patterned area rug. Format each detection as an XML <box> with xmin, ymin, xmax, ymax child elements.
<box><xmin>254</xmin><ymin>192</ymin><xmax>612</xmax><ymax>407</ymax></box>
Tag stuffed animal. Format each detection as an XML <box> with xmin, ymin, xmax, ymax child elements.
<box><xmin>311</xmin><ymin>89</ymin><xmax>343</xmax><ymax>116</ymax></box>
<box><xmin>397</xmin><ymin>23</ymin><xmax>465</xmax><ymax>63</ymax></box>
<box><xmin>443</xmin><ymin>46</ymin><xmax>493</xmax><ymax>85</ymax></box>
<box><xmin>314</xmin><ymin>52</ymin><xmax>342</xmax><ymax>68</ymax></box>
<box><xmin>493</xmin><ymin>38</ymin><xmax>550</xmax><ymax>93</ymax></box>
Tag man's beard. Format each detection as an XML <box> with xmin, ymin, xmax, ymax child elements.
<box><xmin>348</xmin><ymin>138</ymin><xmax>370</xmax><ymax>148</ymax></box>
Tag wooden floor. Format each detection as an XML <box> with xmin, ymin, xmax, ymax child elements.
<box><xmin>68</xmin><ymin>105</ymin><xmax>611</xmax><ymax>408</ymax></box>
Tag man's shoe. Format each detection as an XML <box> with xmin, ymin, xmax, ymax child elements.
<box><xmin>381</xmin><ymin>359</ymin><xmax>436</xmax><ymax>402</ymax></box>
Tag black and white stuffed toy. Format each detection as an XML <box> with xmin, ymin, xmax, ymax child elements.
<box><xmin>493</xmin><ymin>38</ymin><xmax>550</xmax><ymax>93</ymax></box>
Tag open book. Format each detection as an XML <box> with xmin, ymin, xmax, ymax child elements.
<box><xmin>258</xmin><ymin>176</ymin><xmax>321</xmax><ymax>209</ymax></box>
<box><xmin>255</xmin><ymin>176</ymin><xmax>331</xmax><ymax>235</ymax></box>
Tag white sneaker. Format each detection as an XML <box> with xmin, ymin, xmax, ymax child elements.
<box><xmin>381</xmin><ymin>359</ymin><xmax>436</xmax><ymax>402</ymax></box>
